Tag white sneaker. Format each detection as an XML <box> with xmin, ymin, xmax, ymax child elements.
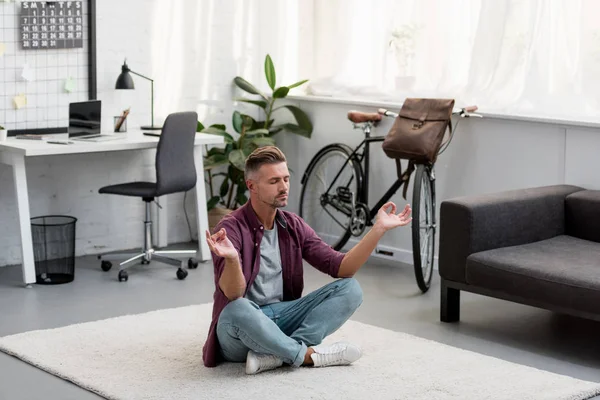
<box><xmin>310</xmin><ymin>341</ymin><xmax>362</xmax><ymax>367</ymax></box>
<box><xmin>245</xmin><ymin>350</ymin><xmax>284</xmax><ymax>375</ymax></box>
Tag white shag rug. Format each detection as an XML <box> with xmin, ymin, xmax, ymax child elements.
<box><xmin>0</xmin><ymin>303</ymin><xmax>599</xmax><ymax>400</ymax></box>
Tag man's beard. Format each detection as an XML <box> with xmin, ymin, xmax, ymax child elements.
<box><xmin>263</xmin><ymin>191</ymin><xmax>288</xmax><ymax>209</ymax></box>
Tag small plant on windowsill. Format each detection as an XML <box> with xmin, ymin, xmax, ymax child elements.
<box><xmin>0</xmin><ymin>125</ymin><xmax>6</xmax><ymax>141</ymax></box>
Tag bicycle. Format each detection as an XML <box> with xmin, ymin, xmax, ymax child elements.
<box><xmin>299</xmin><ymin>103</ymin><xmax>481</xmax><ymax>293</ymax></box>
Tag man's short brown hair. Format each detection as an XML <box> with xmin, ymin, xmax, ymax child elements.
<box><xmin>245</xmin><ymin>146</ymin><xmax>287</xmax><ymax>180</ymax></box>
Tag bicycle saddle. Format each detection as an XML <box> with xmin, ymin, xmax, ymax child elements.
<box><xmin>347</xmin><ymin>111</ymin><xmax>383</xmax><ymax>123</ymax></box>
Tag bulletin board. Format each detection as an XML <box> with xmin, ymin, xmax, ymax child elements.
<box><xmin>0</xmin><ymin>0</ymin><xmax>97</xmax><ymax>136</ymax></box>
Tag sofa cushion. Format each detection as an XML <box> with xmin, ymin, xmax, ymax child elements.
<box><xmin>566</xmin><ymin>190</ymin><xmax>600</xmax><ymax>243</ymax></box>
<box><xmin>466</xmin><ymin>235</ymin><xmax>600</xmax><ymax>315</ymax></box>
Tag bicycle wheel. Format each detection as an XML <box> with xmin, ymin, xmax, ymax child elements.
<box><xmin>411</xmin><ymin>164</ymin><xmax>436</xmax><ymax>293</ymax></box>
<box><xmin>300</xmin><ymin>144</ymin><xmax>363</xmax><ymax>251</ymax></box>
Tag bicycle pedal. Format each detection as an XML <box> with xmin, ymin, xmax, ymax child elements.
<box><xmin>336</xmin><ymin>187</ymin><xmax>353</xmax><ymax>202</ymax></box>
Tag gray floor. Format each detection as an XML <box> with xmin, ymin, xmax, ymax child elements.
<box><xmin>1</xmin><ymin>247</ymin><xmax>599</xmax><ymax>400</ymax></box>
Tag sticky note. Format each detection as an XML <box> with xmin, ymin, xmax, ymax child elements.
<box><xmin>0</xmin><ymin>43</ymin><xmax>5</xmax><ymax>57</ymax></box>
<box><xmin>64</xmin><ymin>77</ymin><xmax>76</xmax><ymax>93</ymax></box>
<box><xmin>21</xmin><ymin>63</ymin><xmax>34</xmax><ymax>81</ymax></box>
<box><xmin>13</xmin><ymin>94</ymin><xmax>27</xmax><ymax>109</ymax></box>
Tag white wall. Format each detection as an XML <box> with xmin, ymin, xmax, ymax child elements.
<box><xmin>2</xmin><ymin>0</ymin><xmax>599</xmax><ymax>269</ymax></box>
<box><xmin>275</xmin><ymin>97</ymin><xmax>600</xmax><ymax>266</ymax></box>
<box><xmin>0</xmin><ymin>0</ymin><xmax>288</xmax><ymax>266</ymax></box>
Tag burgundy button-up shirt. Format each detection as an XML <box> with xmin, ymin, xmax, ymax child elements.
<box><xmin>202</xmin><ymin>202</ymin><xmax>345</xmax><ymax>367</ymax></box>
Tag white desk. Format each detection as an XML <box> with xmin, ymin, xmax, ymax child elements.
<box><xmin>0</xmin><ymin>129</ymin><xmax>224</xmax><ymax>287</ymax></box>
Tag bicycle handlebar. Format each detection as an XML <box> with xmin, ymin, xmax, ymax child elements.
<box><xmin>378</xmin><ymin>105</ymin><xmax>482</xmax><ymax>118</ymax></box>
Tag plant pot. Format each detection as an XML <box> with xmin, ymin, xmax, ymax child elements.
<box><xmin>0</xmin><ymin>129</ymin><xmax>7</xmax><ymax>141</ymax></box>
<box><xmin>208</xmin><ymin>206</ymin><xmax>233</xmax><ymax>233</ymax></box>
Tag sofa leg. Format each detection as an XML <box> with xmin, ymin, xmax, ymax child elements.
<box><xmin>441</xmin><ymin>280</ymin><xmax>460</xmax><ymax>322</ymax></box>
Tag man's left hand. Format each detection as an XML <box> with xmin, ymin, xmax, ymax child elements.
<box><xmin>375</xmin><ymin>202</ymin><xmax>412</xmax><ymax>231</ymax></box>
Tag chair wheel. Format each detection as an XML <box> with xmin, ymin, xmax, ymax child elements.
<box><xmin>118</xmin><ymin>270</ymin><xmax>128</xmax><ymax>282</ymax></box>
<box><xmin>101</xmin><ymin>261</ymin><xmax>112</xmax><ymax>272</ymax></box>
<box><xmin>176</xmin><ymin>268</ymin><xmax>188</xmax><ymax>280</ymax></box>
<box><xmin>188</xmin><ymin>258</ymin><xmax>199</xmax><ymax>269</ymax></box>
<box><xmin>141</xmin><ymin>259</ymin><xmax>150</xmax><ymax>265</ymax></box>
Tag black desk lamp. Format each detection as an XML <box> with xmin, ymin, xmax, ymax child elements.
<box><xmin>115</xmin><ymin>59</ymin><xmax>162</xmax><ymax>130</ymax></box>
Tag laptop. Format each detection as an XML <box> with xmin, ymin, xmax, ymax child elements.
<box><xmin>68</xmin><ymin>100</ymin><xmax>122</xmax><ymax>142</ymax></box>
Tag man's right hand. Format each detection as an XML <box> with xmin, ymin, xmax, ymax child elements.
<box><xmin>206</xmin><ymin>228</ymin><xmax>239</xmax><ymax>260</ymax></box>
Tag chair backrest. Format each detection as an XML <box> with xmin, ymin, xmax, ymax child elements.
<box><xmin>155</xmin><ymin>111</ymin><xmax>198</xmax><ymax>196</ymax></box>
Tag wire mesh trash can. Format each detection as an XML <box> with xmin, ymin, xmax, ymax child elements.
<box><xmin>31</xmin><ymin>215</ymin><xmax>77</xmax><ymax>285</ymax></box>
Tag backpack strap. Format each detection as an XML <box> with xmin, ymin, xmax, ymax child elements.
<box><xmin>395</xmin><ymin>159</ymin><xmax>416</xmax><ymax>200</ymax></box>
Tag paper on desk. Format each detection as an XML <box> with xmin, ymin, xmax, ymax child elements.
<box><xmin>21</xmin><ymin>63</ymin><xmax>34</xmax><ymax>82</ymax></box>
<box><xmin>13</xmin><ymin>94</ymin><xmax>27</xmax><ymax>109</ymax></box>
<box><xmin>64</xmin><ymin>76</ymin><xmax>76</xmax><ymax>93</ymax></box>
<box><xmin>0</xmin><ymin>43</ymin><xmax>5</xmax><ymax>57</ymax></box>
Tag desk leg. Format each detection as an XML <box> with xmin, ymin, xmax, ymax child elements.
<box><xmin>12</xmin><ymin>155</ymin><xmax>36</xmax><ymax>286</ymax></box>
<box><xmin>194</xmin><ymin>147</ymin><xmax>210</xmax><ymax>261</ymax></box>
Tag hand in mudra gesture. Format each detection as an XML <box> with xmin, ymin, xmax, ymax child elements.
<box><xmin>375</xmin><ymin>202</ymin><xmax>412</xmax><ymax>231</ymax></box>
<box><xmin>205</xmin><ymin>228</ymin><xmax>238</xmax><ymax>260</ymax></box>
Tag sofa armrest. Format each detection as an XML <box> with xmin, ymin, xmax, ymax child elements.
<box><xmin>439</xmin><ymin>185</ymin><xmax>583</xmax><ymax>283</ymax></box>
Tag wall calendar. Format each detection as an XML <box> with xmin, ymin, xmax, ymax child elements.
<box><xmin>20</xmin><ymin>1</ymin><xmax>84</xmax><ymax>50</ymax></box>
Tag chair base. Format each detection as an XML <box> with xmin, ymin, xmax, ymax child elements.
<box><xmin>98</xmin><ymin>201</ymin><xmax>199</xmax><ymax>281</ymax></box>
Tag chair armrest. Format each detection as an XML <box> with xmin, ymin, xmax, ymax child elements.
<box><xmin>439</xmin><ymin>185</ymin><xmax>583</xmax><ymax>283</ymax></box>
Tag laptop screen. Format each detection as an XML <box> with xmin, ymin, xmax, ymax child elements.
<box><xmin>69</xmin><ymin>100</ymin><xmax>101</xmax><ymax>137</ymax></box>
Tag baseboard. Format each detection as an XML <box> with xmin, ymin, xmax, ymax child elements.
<box><xmin>318</xmin><ymin>232</ymin><xmax>439</xmax><ymax>270</ymax></box>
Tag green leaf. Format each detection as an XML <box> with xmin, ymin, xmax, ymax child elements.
<box><xmin>201</xmin><ymin>127</ymin><xmax>234</xmax><ymax>144</ymax></box>
<box><xmin>210</xmin><ymin>124</ymin><xmax>226</xmax><ymax>131</ymax></box>
<box><xmin>207</xmin><ymin>196</ymin><xmax>220</xmax><ymax>210</ymax></box>
<box><xmin>236</xmin><ymin>98</ymin><xmax>267</xmax><ymax>109</ymax></box>
<box><xmin>273</xmin><ymin>123</ymin><xmax>311</xmax><ymax>138</ymax></box>
<box><xmin>234</xmin><ymin>77</ymin><xmax>267</xmax><ymax>100</ymax></box>
<box><xmin>265</xmin><ymin>54</ymin><xmax>276</xmax><ymax>90</ymax></box>
<box><xmin>219</xmin><ymin>179</ymin><xmax>230</xmax><ymax>198</ymax></box>
<box><xmin>196</xmin><ymin>121</ymin><xmax>205</xmax><ymax>132</ymax></box>
<box><xmin>268</xmin><ymin>126</ymin><xmax>283</xmax><ymax>135</ymax></box>
<box><xmin>245</xmin><ymin>128</ymin><xmax>270</xmax><ymax>137</ymax></box>
<box><xmin>250</xmin><ymin>136</ymin><xmax>276</xmax><ymax>147</ymax></box>
<box><xmin>236</xmin><ymin>193</ymin><xmax>248</xmax><ymax>207</ymax></box>
<box><xmin>204</xmin><ymin>153</ymin><xmax>229</xmax><ymax>170</ymax></box>
<box><xmin>241</xmin><ymin>114</ymin><xmax>255</xmax><ymax>130</ymax></box>
<box><xmin>287</xmin><ymin>79</ymin><xmax>309</xmax><ymax>89</ymax></box>
<box><xmin>253</xmin><ymin>119</ymin><xmax>274</xmax><ymax>130</ymax></box>
<box><xmin>236</xmin><ymin>180</ymin><xmax>247</xmax><ymax>194</ymax></box>
<box><xmin>273</xmin><ymin>86</ymin><xmax>290</xmax><ymax>98</ymax></box>
<box><xmin>228</xmin><ymin>165</ymin><xmax>245</xmax><ymax>184</ymax></box>
<box><xmin>282</xmin><ymin>105</ymin><xmax>313</xmax><ymax>135</ymax></box>
<box><xmin>228</xmin><ymin>149</ymin><xmax>246</xmax><ymax>171</ymax></box>
<box><xmin>232</xmin><ymin>111</ymin><xmax>243</xmax><ymax>134</ymax></box>
<box><xmin>207</xmin><ymin>147</ymin><xmax>225</xmax><ymax>157</ymax></box>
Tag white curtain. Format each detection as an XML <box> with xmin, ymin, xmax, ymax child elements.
<box><xmin>308</xmin><ymin>0</ymin><xmax>600</xmax><ymax>122</ymax></box>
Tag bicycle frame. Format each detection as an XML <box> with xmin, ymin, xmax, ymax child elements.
<box><xmin>323</xmin><ymin>123</ymin><xmax>405</xmax><ymax>227</ymax></box>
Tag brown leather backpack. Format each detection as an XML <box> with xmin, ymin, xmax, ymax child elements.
<box><xmin>381</xmin><ymin>98</ymin><xmax>455</xmax><ymax>198</ymax></box>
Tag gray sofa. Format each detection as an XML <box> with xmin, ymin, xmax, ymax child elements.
<box><xmin>438</xmin><ymin>185</ymin><xmax>600</xmax><ymax>323</ymax></box>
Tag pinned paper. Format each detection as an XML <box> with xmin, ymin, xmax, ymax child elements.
<box><xmin>13</xmin><ymin>94</ymin><xmax>27</xmax><ymax>109</ymax></box>
<box><xmin>0</xmin><ymin>43</ymin><xmax>5</xmax><ymax>57</ymax></box>
<box><xmin>21</xmin><ymin>63</ymin><xmax>34</xmax><ymax>82</ymax></box>
<box><xmin>64</xmin><ymin>77</ymin><xmax>76</xmax><ymax>93</ymax></box>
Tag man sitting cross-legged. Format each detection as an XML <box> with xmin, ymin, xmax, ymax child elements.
<box><xmin>202</xmin><ymin>146</ymin><xmax>412</xmax><ymax>374</ymax></box>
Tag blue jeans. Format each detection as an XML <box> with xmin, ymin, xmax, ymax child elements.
<box><xmin>216</xmin><ymin>278</ymin><xmax>363</xmax><ymax>367</ymax></box>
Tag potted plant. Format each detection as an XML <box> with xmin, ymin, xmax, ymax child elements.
<box><xmin>0</xmin><ymin>125</ymin><xmax>7</xmax><ymax>141</ymax></box>
<box><xmin>389</xmin><ymin>24</ymin><xmax>420</xmax><ymax>90</ymax></box>
<box><xmin>200</xmin><ymin>54</ymin><xmax>313</xmax><ymax>231</ymax></box>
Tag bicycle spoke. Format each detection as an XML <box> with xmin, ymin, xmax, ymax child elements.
<box><xmin>301</xmin><ymin>148</ymin><xmax>359</xmax><ymax>248</ymax></box>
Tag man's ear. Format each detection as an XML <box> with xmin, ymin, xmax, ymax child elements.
<box><xmin>246</xmin><ymin>179</ymin><xmax>256</xmax><ymax>193</ymax></box>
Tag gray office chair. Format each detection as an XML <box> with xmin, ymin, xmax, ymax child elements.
<box><xmin>98</xmin><ymin>111</ymin><xmax>199</xmax><ymax>282</ymax></box>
